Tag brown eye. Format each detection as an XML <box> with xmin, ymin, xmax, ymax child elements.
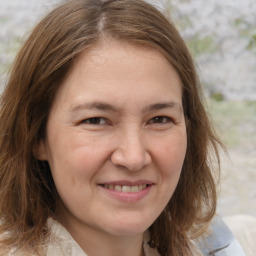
<box><xmin>149</xmin><ymin>116</ymin><xmax>172</xmax><ymax>124</ymax></box>
<box><xmin>82</xmin><ymin>117</ymin><xmax>107</xmax><ymax>125</ymax></box>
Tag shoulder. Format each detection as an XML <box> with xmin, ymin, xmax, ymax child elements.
<box><xmin>0</xmin><ymin>248</ymin><xmax>34</xmax><ymax>256</ymax></box>
<box><xmin>196</xmin><ymin>215</ymin><xmax>247</xmax><ymax>255</ymax></box>
<box><xmin>0</xmin><ymin>219</ymin><xmax>85</xmax><ymax>256</ymax></box>
<box><xmin>223</xmin><ymin>214</ymin><xmax>256</xmax><ymax>256</ymax></box>
<box><xmin>45</xmin><ymin>218</ymin><xmax>86</xmax><ymax>256</ymax></box>
<box><xmin>0</xmin><ymin>245</ymin><xmax>42</xmax><ymax>256</ymax></box>
<box><xmin>143</xmin><ymin>230</ymin><xmax>203</xmax><ymax>256</ymax></box>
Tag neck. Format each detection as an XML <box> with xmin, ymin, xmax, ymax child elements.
<box><xmin>56</xmin><ymin>209</ymin><xmax>145</xmax><ymax>256</ymax></box>
<box><xmin>74</xmin><ymin>228</ymin><xmax>144</xmax><ymax>256</ymax></box>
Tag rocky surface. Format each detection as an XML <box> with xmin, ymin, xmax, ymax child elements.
<box><xmin>219</xmin><ymin>149</ymin><xmax>256</xmax><ymax>217</ymax></box>
<box><xmin>0</xmin><ymin>0</ymin><xmax>62</xmax><ymax>91</ymax></box>
<box><xmin>166</xmin><ymin>0</ymin><xmax>256</xmax><ymax>101</ymax></box>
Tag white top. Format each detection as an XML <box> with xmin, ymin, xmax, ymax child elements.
<box><xmin>42</xmin><ymin>215</ymin><xmax>256</xmax><ymax>256</ymax></box>
<box><xmin>44</xmin><ymin>218</ymin><xmax>160</xmax><ymax>256</ymax></box>
<box><xmin>44</xmin><ymin>219</ymin><xmax>201</xmax><ymax>256</ymax></box>
<box><xmin>223</xmin><ymin>214</ymin><xmax>256</xmax><ymax>256</ymax></box>
<box><xmin>5</xmin><ymin>215</ymin><xmax>256</xmax><ymax>256</ymax></box>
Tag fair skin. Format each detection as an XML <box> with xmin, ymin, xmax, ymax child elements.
<box><xmin>38</xmin><ymin>40</ymin><xmax>187</xmax><ymax>256</ymax></box>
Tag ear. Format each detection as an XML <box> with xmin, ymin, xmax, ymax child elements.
<box><xmin>34</xmin><ymin>139</ymin><xmax>48</xmax><ymax>161</ymax></box>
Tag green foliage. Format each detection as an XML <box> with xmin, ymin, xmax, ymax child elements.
<box><xmin>232</xmin><ymin>17</ymin><xmax>256</xmax><ymax>54</ymax></box>
<box><xmin>187</xmin><ymin>35</ymin><xmax>218</xmax><ymax>56</ymax></box>
<box><xmin>175</xmin><ymin>16</ymin><xmax>192</xmax><ymax>31</ymax></box>
<box><xmin>247</xmin><ymin>33</ymin><xmax>256</xmax><ymax>52</ymax></box>
<box><xmin>0</xmin><ymin>36</ymin><xmax>23</xmax><ymax>86</ymax></box>
<box><xmin>207</xmin><ymin>100</ymin><xmax>256</xmax><ymax>149</ymax></box>
<box><xmin>210</xmin><ymin>92</ymin><xmax>225</xmax><ymax>102</ymax></box>
<box><xmin>0</xmin><ymin>15</ymin><xmax>9</xmax><ymax>24</ymax></box>
<box><xmin>234</xmin><ymin>18</ymin><xmax>244</xmax><ymax>27</ymax></box>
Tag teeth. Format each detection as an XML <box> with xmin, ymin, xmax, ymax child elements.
<box><xmin>103</xmin><ymin>184</ymin><xmax>148</xmax><ymax>192</ymax></box>
<box><xmin>115</xmin><ymin>185</ymin><xmax>122</xmax><ymax>192</ymax></box>
<box><xmin>122</xmin><ymin>185</ymin><xmax>131</xmax><ymax>193</ymax></box>
<box><xmin>131</xmin><ymin>186</ymin><xmax>139</xmax><ymax>192</ymax></box>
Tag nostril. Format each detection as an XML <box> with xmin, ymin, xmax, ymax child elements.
<box><xmin>110</xmin><ymin>147</ymin><xmax>151</xmax><ymax>172</ymax></box>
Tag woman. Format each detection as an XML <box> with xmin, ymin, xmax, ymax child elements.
<box><xmin>0</xmin><ymin>0</ymin><xmax>222</xmax><ymax>255</ymax></box>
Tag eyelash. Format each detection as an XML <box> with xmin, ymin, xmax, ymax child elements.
<box><xmin>81</xmin><ymin>117</ymin><xmax>108</xmax><ymax>125</ymax></box>
<box><xmin>80</xmin><ymin>116</ymin><xmax>173</xmax><ymax>126</ymax></box>
<box><xmin>148</xmin><ymin>116</ymin><xmax>173</xmax><ymax>124</ymax></box>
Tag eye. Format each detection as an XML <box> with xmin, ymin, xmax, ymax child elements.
<box><xmin>148</xmin><ymin>116</ymin><xmax>173</xmax><ymax>124</ymax></box>
<box><xmin>81</xmin><ymin>117</ymin><xmax>108</xmax><ymax>125</ymax></box>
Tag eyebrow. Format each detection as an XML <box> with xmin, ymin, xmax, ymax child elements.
<box><xmin>70</xmin><ymin>101</ymin><xmax>183</xmax><ymax>113</ymax></box>
<box><xmin>70</xmin><ymin>102</ymin><xmax>119</xmax><ymax>113</ymax></box>
<box><xmin>142</xmin><ymin>102</ymin><xmax>183</xmax><ymax>113</ymax></box>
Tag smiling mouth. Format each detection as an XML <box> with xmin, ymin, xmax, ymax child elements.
<box><xmin>102</xmin><ymin>184</ymin><xmax>148</xmax><ymax>193</ymax></box>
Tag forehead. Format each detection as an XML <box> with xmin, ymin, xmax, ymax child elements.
<box><xmin>73</xmin><ymin>39</ymin><xmax>179</xmax><ymax>76</ymax></box>
<box><xmin>51</xmin><ymin>39</ymin><xmax>183</xmax><ymax>111</ymax></box>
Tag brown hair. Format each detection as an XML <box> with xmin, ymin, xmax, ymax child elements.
<box><xmin>0</xmin><ymin>0</ymin><xmax>221</xmax><ymax>255</ymax></box>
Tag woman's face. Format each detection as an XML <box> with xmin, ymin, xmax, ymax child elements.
<box><xmin>38</xmin><ymin>40</ymin><xmax>187</xmax><ymax>238</ymax></box>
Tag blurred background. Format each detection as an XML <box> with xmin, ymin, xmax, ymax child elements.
<box><xmin>0</xmin><ymin>0</ymin><xmax>255</xmax><ymax>217</ymax></box>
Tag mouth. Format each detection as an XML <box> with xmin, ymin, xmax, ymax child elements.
<box><xmin>98</xmin><ymin>181</ymin><xmax>153</xmax><ymax>202</ymax></box>
<box><xmin>102</xmin><ymin>184</ymin><xmax>148</xmax><ymax>193</ymax></box>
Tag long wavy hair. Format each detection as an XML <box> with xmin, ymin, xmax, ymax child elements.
<box><xmin>0</xmin><ymin>0</ymin><xmax>221</xmax><ymax>255</ymax></box>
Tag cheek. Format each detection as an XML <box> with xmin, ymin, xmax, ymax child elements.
<box><xmin>147</xmin><ymin>132</ymin><xmax>187</xmax><ymax>217</ymax></box>
<box><xmin>46</xmin><ymin>137</ymin><xmax>101</xmax><ymax>197</ymax></box>
<box><xmin>48</xmin><ymin>141</ymin><xmax>107</xmax><ymax>208</ymax></box>
<box><xmin>51</xmin><ymin>144</ymin><xmax>106</xmax><ymax>180</ymax></box>
<box><xmin>49</xmin><ymin>130</ymin><xmax>109</xmax><ymax>169</ymax></box>
<box><xmin>154</xmin><ymin>131</ymin><xmax>187</xmax><ymax>176</ymax></box>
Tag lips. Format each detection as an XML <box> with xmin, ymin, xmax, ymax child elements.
<box><xmin>103</xmin><ymin>184</ymin><xmax>147</xmax><ymax>193</ymax></box>
<box><xmin>99</xmin><ymin>181</ymin><xmax>153</xmax><ymax>202</ymax></box>
<box><xmin>98</xmin><ymin>180</ymin><xmax>153</xmax><ymax>199</ymax></box>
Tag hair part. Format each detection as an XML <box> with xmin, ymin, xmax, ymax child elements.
<box><xmin>0</xmin><ymin>1</ymin><xmax>222</xmax><ymax>255</ymax></box>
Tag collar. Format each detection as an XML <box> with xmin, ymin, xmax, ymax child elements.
<box><xmin>45</xmin><ymin>218</ymin><xmax>160</xmax><ymax>256</ymax></box>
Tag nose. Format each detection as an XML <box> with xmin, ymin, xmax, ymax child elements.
<box><xmin>110</xmin><ymin>128</ymin><xmax>152</xmax><ymax>171</ymax></box>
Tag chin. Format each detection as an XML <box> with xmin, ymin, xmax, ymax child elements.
<box><xmin>103</xmin><ymin>217</ymin><xmax>154</xmax><ymax>236</ymax></box>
